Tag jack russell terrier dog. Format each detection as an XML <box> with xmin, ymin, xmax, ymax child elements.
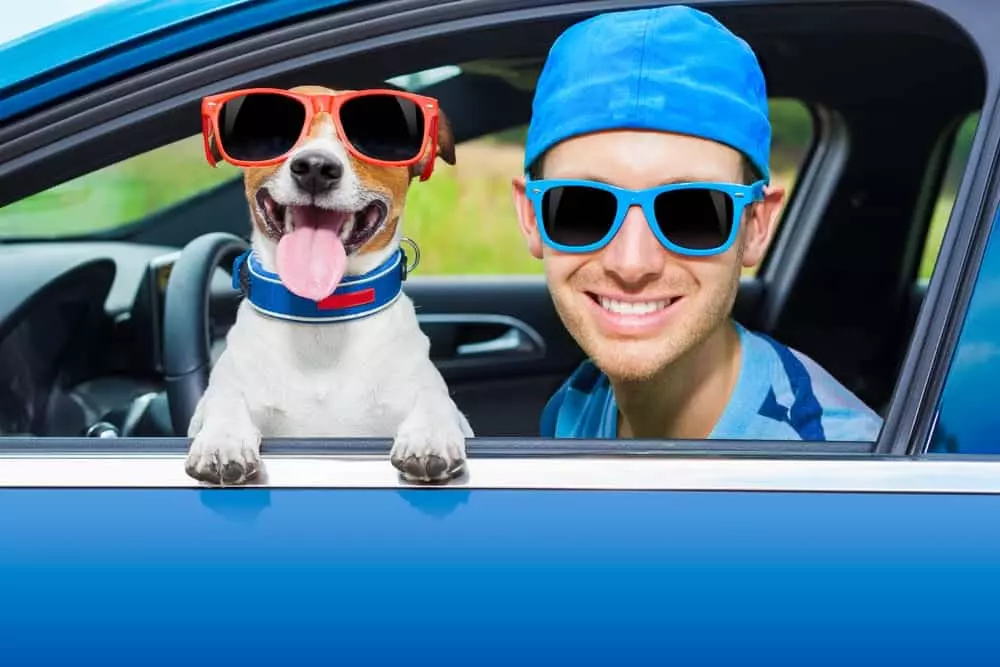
<box><xmin>185</xmin><ymin>85</ymin><xmax>472</xmax><ymax>485</ymax></box>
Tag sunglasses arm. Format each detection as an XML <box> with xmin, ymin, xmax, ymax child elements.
<box><xmin>200</xmin><ymin>110</ymin><xmax>220</xmax><ymax>167</ymax></box>
<box><xmin>416</xmin><ymin>115</ymin><xmax>440</xmax><ymax>182</ymax></box>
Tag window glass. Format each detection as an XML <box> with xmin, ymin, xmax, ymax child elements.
<box><xmin>926</xmin><ymin>112</ymin><xmax>1000</xmax><ymax>455</ymax></box>
<box><xmin>931</xmin><ymin>204</ymin><xmax>1000</xmax><ymax>455</ymax></box>
<box><xmin>752</xmin><ymin>98</ymin><xmax>815</xmax><ymax>276</ymax></box>
<box><xmin>0</xmin><ymin>64</ymin><xmax>469</xmax><ymax>240</ymax></box>
<box><xmin>918</xmin><ymin>112</ymin><xmax>980</xmax><ymax>283</ymax></box>
<box><xmin>0</xmin><ymin>136</ymin><xmax>239</xmax><ymax>239</ymax></box>
<box><xmin>403</xmin><ymin>99</ymin><xmax>815</xmax><ymax>276</ymax></box>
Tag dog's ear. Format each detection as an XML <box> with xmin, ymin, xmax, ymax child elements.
<box><xmin>410</xmin><ymin>108</ymin><xmax>456</xmax><ymax>179</ymax></box>
<box><xmin>435</xmin><ymin>110</ymin><xmax>456</xmax><ymax>166</ymax></box>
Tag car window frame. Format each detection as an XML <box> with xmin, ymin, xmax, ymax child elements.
<box><xmin>881</xmin><ymin>85</ymin><xmax>1000</xmax><ymax>456</ymax></box>
<box><xmin>922</xmin><ymin>149</ymin><xmax>1000</xmax><ymax>456</ymax></box>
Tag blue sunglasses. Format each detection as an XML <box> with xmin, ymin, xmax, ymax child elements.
<box><xmin>525</xmin><ymin>178</ymin><xmax>767</xmax><ymax>256</ymax></box>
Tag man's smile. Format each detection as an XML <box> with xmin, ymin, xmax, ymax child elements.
<box><xmin>584</xmin><ymin>289</ymin><xmax>686</xmax><ymax>336</ymax></box>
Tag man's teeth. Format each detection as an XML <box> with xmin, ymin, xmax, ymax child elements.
<box><xmin>598</xmin><ymin>296</ymin><xmax>671</xmax><ymax>315</ymax></box>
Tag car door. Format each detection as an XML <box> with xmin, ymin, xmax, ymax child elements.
<box><xmin>1</xmin><ymin>1</ymin><xmax>1000</xmax><ymax>665</ymax></box>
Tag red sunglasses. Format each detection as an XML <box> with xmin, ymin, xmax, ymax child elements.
<box><xmin>201</xmin><ymin>87</ymin><xmax>443</xmax><ymax>181</ymax></box>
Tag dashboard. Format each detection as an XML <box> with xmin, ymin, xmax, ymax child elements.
<box><xmin>0</xmin><ymin>241</ymin><xmax>239</xmax><ymax>437</ymax></box>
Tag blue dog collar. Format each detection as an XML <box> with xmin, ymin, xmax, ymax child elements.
<box><xmin>232</xmin><ymin>247</ymin><xmax>407</xmax><ymax>323</ymax></box>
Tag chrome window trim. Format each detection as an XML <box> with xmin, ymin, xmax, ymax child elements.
<box><xmin>1</xmin><ymin>455</ymin><xmax>999</xmax><ymax>493</ymax></box>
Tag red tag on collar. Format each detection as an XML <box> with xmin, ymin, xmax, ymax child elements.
<box><xmin>317</xmin><ymin>288</ymin><xmax>376</xmax><ymax>310</ymax></box>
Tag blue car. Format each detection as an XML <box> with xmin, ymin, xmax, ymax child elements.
<box><xmin>1</xmin><ymin>0</ymin><xmax>999</xmax><ymax>664</ymax></box>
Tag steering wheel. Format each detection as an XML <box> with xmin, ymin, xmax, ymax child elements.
<box><xmin>162</xmin><ymin>232</ymin><xmax>249</xmax><ymax>436</ymax></box>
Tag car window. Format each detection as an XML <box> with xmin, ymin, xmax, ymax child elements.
<box><xmin>917</xmin><ymin>112</ymin><xmax>980</xmax><ymax>284</ymax></box>
<box><xmin>0</xmin><ymin>95</ymin><xmax>815</xmax><ymax>276</ymax></box>
<box><xmin>923</xmin><ymin>109</ymin><xmax>1000</xmax><ymax>455</ymax></box>
<box><xmin>930</xmin><ymin>197</ymin><xmax>1000</xmax><ymax>455</ymax></box>
<box><xmin>404</xmin><ymin>98</ymin><xmax>815</xmax><ymax>277</ymax></box>
<box><xmin>0</xmin><ymin>135</ymin><xmax>239</xmax><ymax>239</ymax></box>
<box><xmin>0</xmin><ymin>67</ymin><xmax>460</xmax><ymax>240</ymax></box>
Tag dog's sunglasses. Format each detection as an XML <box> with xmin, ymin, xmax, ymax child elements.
<box><xmin>201</xmin><ymin>88</ymin><xmax>443</xmax><ymax>180</ymax></box>
<box><xmin>524</xmin><ymin>178</ymin><xmax>767</xmax><ymax>256</ymax></box>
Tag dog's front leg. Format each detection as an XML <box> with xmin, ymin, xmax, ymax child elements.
<box><xmin>390</xmin><ymin>390</ymin><xmax>472</xmax><ymax>483</ymax></box>
<box><xmin>185</xmin><ymin>387</ymin><xmax>261</xmax><ymax>485</ymax></box>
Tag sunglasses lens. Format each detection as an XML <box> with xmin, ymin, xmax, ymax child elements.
<box><xmin>540</xmin><ymin>185</ymin><xmax>619</xmax><ymax>248</ymax></box>
<box><xmin>340</xmin><ymin>94</ymin><xmax>426</xmax><ymax>162</ymax></box>
<box><xmin>217</xmin><ymin>93</ymin><xmax>306</xmax><ymax>162</ymax></box>
<box><xmin>653</xmin><ymin>188</ymin><xmax>734</xmax><ymax>250</ymax></box>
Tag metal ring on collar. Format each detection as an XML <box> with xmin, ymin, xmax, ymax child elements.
<box><xmin>401</xmin><ymin>236</ymin><xmax>421</xmax><ymax>275</ymax></box>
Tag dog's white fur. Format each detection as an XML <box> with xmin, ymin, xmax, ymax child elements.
<box><xmin>185</xmin><ymin>89</ymin><xmax>471</xmax><ymax>485</ymax></box>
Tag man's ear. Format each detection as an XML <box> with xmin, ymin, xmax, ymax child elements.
<box><xmin>409</xmin><ymin>109</ymin><xmax>456</xmax><ymax>179</ymax></box>
<box><xmin>740</xmin><ymin>183</ymin><xmax>786</xmax><ymax>268</ymax></box>
<box><xmin>512</xmin><ymin>176</ymin><xmax>544</xmax><ymax>260</ymax></box>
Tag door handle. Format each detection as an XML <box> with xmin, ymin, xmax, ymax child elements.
<box><xmin>418</xmin><ymin>314</ymin><xmax>546</xmax><ymax>361</ymax></box>
<box><xmin>456</xmin><ymin>326</ymin><xmax>538</xmax><ymax>357</ymax></box>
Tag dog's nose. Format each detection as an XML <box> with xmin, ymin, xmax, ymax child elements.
<box><xmin>289</xmin><ymin>151</ymin><xmax>343</xmax><ymax>194</ymax></box>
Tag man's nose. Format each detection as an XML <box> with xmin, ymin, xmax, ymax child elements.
<box><xmin>600</xmin><ymin>206</ymin><xmax>666</xmax><ymax>285</ymax></box>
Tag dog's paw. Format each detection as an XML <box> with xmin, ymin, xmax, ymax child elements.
<box><xmin>185</xmin><ymin>428</ymin><xmax>261</xmax><ymax>486</ymax></box>
<box><xmin>390</xmin><ymin>422</ymin><xmax>466</xmax><ymax>483</ymax></box>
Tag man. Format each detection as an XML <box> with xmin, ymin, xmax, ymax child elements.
<box><xmin>511</xmin><ymin>5</ymin><xmax>883</xmax><ymax>441</ymax></box>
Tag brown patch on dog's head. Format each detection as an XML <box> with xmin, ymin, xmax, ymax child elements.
<box><xmin>244</xmin><ymin>162</ymin><xmax>284</xmax><ymax>241</ymax></box>
<box><xmin>351</xmin><ymin>158</ymin><xmax>408</xmax><ymax>255</ymax></box>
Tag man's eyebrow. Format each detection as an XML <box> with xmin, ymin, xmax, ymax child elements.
<box><xmin>547</xmin><ymin>173</ymin><xmax>730</xmax><ymax>185</ymax></box>
<box><xmin>545</xmin><ymin>172</ymin><xmax>616</xmax><ymax>184</ymax></box>
<box><xmin>657</xmin><ymin>173</ymin><xmax>736</xmax><ymax>185</ymax></box>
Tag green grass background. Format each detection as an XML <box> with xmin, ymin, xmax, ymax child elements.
<box><xmin>0</xmin><ymin>101</ymin><xmax>977</xmax><ymax>281</ymax></box>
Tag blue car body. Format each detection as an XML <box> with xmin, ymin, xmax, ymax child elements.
<box><xmin>1</xmin><ymin>0</ymin><xmax>1000</xmax><ymax>664</ymax></box>
<box><xmin>2</xmin><ymin>486</ymin><xmax>999</xmax><ymax>665</ymax></box>
<box><xmin>0</xmin><ymin>0</ymin><xmax>357</xmax><ymax>121</ymax></box>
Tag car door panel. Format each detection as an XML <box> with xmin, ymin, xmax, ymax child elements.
<box><xmin>0</xmin><ymin>483</ymin><xmax>997</xmax><ymax>665</ymax></box>
<box><xmin>406</xmin><ymin>279</ymin><xmax>583</xmax><ymax>434</ymax></box>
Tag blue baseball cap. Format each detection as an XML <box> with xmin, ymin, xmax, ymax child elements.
<box><xmin>524</xmin><ymin>5</ymin><xmax>771</xmax><ymax>182</ymax></box>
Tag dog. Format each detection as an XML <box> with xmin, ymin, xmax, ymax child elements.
<box><xmin>185</xmin><ymin>85</ymin><xmax>472</xmax><ymax>485</ymax></box>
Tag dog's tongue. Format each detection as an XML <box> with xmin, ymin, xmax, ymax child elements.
<box><xmin>276</xmin><ymin>206</ymin><xmax>349</xmax><ymax>301</ymax></box>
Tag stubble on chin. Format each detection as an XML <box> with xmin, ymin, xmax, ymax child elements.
<box><xmin>552</xmin><ymin>280</ymin><xmax>740</xmax><ymax>386</ymax></box>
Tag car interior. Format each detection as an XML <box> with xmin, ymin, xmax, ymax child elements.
<box><xmin>0</xmin><ymin>0</ymin><xmax>986</xmax><ymax>450</ymax></box>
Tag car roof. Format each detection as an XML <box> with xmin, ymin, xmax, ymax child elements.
<box><xmin>0</xmin><ymin>0</ymin><xmax>358</xmax><ymax>122</ymax></box>
<box><xmin>4</xmin><ymin>0</ymin><xmax>982</xmax><ymax>126</ymax></box>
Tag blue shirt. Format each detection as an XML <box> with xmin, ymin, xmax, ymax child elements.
<box><xmin>540</xmin><ymin>322</ymin><xmax>883</xmax><ymax>441</ymax></box>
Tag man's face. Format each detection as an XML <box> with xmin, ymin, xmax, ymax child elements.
<box><xmin>513</xmin><ymin>130</ymin><xmax>785</xmax><ymax>382</ymax></box>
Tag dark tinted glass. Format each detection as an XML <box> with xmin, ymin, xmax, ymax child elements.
<box><xmin>340</xmin><ymin>94</ymin><xmax>425</xmax><ymax>162</ymax></box>
<box><xmin>217</xmin><ymin>93</ymin><xmax>306</xmax><ymax>161</ymax></box>
<box><xmin>541</xmin><ymin>185</ymin><xmax>619</xmax><ymax>247</ymax></box>
<box><xmin>653</xmin><ymin>189</ymin><xmax>734</xmax><ymax>249</ymax></box>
